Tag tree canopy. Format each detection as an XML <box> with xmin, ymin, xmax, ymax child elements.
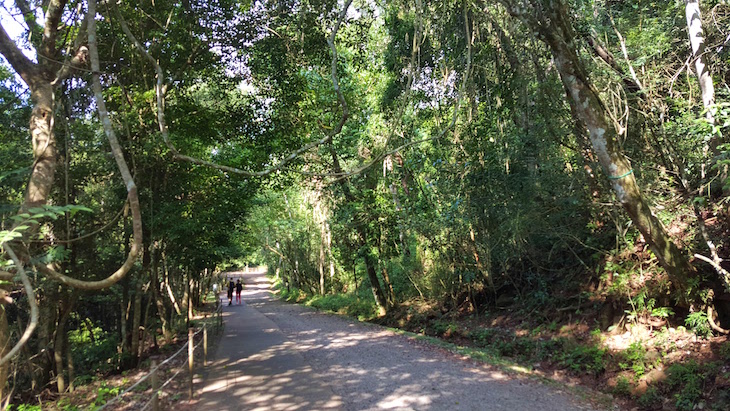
<box><xmin>2</xmin><ymin>0</ymin><xmax>730</xmax><ymax>408</ymax></box>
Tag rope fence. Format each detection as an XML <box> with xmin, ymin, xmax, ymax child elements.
<box><xmin>97</xmin><ymin>299</ymin><xmax>224</xmax><ymax>410</ymax></box>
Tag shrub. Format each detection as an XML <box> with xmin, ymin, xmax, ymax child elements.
<box><xmin>93</xmin><ymin>383</ymin><xmax>121</xmax><ymax>407</ymax></box>
<box><xmin>637</xmin><ymin>387</ymin><xmax>661</xmax><ymax>408</ymax></box>
<box><xmin>667</xmin><ymin>361</ymin><xmax>711</xmax><ymax>411</ymax></box>
<box><xmin>469</xmin><ymin>328</ymin><xmax>496</xmax><ymax>347</ymax></box>
<box><xmin>345</xmin><ymin>298</ymin><xmax>378</xmax><ymax>319</ymax></box>
<box><xmin>619</xmin><ymin>341</ymin><xmax>648</xmax><ymax>378</ymax></box>
<box><xmin>613</xmin><ymin>375</ymin><xmax>632</xmax><ymax>396</ymax></box>
<box><xmin>685</xmin><ymin>311</ymin><xmax>711</xmax><ymax>338</ymax></box>
<box><xmin>307</xmin><ymin>294</ymin><xmax>352</xmax><ymax>313</ymax></box>
<box><xmin>69</xmin><ymin>324</ymin><xmax>120</xmax><ymax>377</ymax></box>
<box><xmin>557</xmin><ymin>343</ymin><xmax>607</xmax><ymax>375</ymax></box>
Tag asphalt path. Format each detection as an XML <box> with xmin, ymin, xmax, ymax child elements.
<box><xmin>197</xmin><ymin>271</ymin><xmax>603</xmax><ymax>411</ymax></box>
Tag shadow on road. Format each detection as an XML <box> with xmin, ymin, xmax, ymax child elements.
<box><xmin>196</xmin><ymin>271</ymin><xmax>597</xmax><ymax>411</ymax></box>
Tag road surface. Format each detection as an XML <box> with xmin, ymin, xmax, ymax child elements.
<box><xmin>197</xmin><ymin>271</ymin><xmax>603</xmax><ymax>411</ymax></box>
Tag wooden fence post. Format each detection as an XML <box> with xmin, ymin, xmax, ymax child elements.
<box><xmin>151</xmin><ymin>358</ymin><xmax>159</xmax><ymax>411</ymax></box>
<box><xmin>203</xmin><ymin>324</ymin><xmax>208</xmax><ymax>366</ymax></box>
<box><xmin>188</xmin><ymin>328</ymin><xmax>194</xmax><ymax>400</ymax></box>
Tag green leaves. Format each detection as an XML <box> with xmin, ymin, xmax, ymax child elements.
<box><xmin>10</xmin><ymin>205</ymin><xmax>92</xmax><ymax>224</ymax></box>
<box><xmin>1</xmin><ymin>205</ymin><xmax>92</xmax><ymax>247</ymax></box>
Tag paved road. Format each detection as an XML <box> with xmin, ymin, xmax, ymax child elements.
<box><xmin>197</xmin><ymin>271</ymin><xmax>602</xmax><ymax>411</ymax></box>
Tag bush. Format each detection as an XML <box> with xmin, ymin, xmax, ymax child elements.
<box><xmin>93</xmin><ymin>383</ymin><xmax>121</xmax><ymax>407</ymax></box>
<box><xmin>685</xmin><ymin>311</ymin><xmax>711</xmax><ymax>338</ymax></box>
<box><xmin>637</xmin><ymin>387</ymin><xmax>661</xmax><ymax>408</ymax></box>
<box><xmin>469</xmin><ymin>328</ymin><xmax>497</xmax><ymax>347</ymax></box>
<box><xmin>557</xmin><ymin>343</ymin><xmax>607</xmax><ymax>375</ymax></box>
<box><xmin>307</xmin><ymin>294</ymin><xmax>352</xmax><ymax>313</ymax></box>
<box><xmin>69</xmin><ymin>324</ymin><xmax>120</xmax><ymax>377</ymax></box>
<box><xmin>345</xmin><ymin>298</ymin><xmax>378</xmax><ymax>319</ymax></box>
<box><xmin>619</xmin><ymin>341</ymin><xmax>648</xmax><ymax>378</ymax></box>
<box><xmin>666</xmin><ymin>360</ymin><xmax>716</xmax><ymax>411</ymax></box>
<box><xmin>279</xmin><ymin>287</ymin><xmax>305</xmax><ymax>302</ymax></box>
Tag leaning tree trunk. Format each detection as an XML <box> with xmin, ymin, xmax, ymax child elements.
<box><xmin>501</xmin><ymin>0</ymin><xmax>692</xmax><ymax>291</ymax></box>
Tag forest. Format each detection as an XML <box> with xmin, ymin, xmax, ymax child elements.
<box><xmin>1</xmin><ymin>0</ymin><xmax>730</xmax><ymax>409</ymax></box>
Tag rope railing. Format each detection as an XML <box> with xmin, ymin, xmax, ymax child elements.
<box><xmin>139</xmin><ymin>337</ymin><xmax>206</xmax><ymax>411</ymax></box>
<box><xmin>96</xmin><ymin>311</ymin><xmax>222</xmax><ymax>411</ymax></box>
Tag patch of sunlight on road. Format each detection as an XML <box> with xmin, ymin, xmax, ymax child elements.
<box><xmin>378</xmin><ymin>389</ymin><xmax>432</xmax><ymax>409</ymax></box>
<box><xmin>294</xmin><ymin>329</ymin><xmax>395</xmax><ymax>350</ymax></box>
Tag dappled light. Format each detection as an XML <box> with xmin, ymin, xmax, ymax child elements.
<box><xmin>2</xmin><ymin>0</ymin><xmax>730</xmax><ymax>409</ymax></box>
<box><xmin>197</xmin><ymin>272</ymin><xmax>596</xmax><ymax>410</ymax></box>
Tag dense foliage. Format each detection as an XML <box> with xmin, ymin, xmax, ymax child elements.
<box><xmin>2</xmin><ymin>0</ymin><xmax>730</xmax><ymax>409</ymax></box>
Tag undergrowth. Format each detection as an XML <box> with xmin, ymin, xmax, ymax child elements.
<box><xmin>276</xmin><ymin>282</ymin><xmax>378</xmax><ymax>320</ymax></box>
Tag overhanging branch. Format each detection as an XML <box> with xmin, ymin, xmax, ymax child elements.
<box><xmin>114</xmin><ymin>1</ymin><xmax>353</xmax><ymax>178</ymax></box>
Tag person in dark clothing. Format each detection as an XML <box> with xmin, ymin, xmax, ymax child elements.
<box><xmin>235</xmin><ymin>279</ymin><xmax>244</xmax><ymax>305</ymax></box>
<box><xmin>227</xmin><ymin>278</ymin><xmax>235</xmax><ymax>306</ymax></box>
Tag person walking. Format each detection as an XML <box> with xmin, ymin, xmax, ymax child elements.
<box><xmin>227</xmin><ymin>278</ymin><xmax>235</xmax><ymax>306</ymax></box>
<box><xmin>235</xmin><ymin>278</ymin><xmax>244</xmax><ymax>305</ymax></box>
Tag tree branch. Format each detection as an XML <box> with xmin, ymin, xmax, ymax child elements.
<box><xmin>585</xmin><ymin>34</ymin><xmax>642</xmax><ymax>94</ymax></box>
<box><xmin>0</xmin><ymin>245</ymin><xmax>39</xmax><ymax>366</ymax></box>
<box><xmin>0</xmin><ymin>22</ymin><xmax>38</xmax><ymax>85</ymax></box>
<box><xmin>14</xmin><ymin>0</ymin><xmax>42</xmax><ymax>35</ymax></box>
<box><xmin>114</xmin><ymin>1</ymin><xmax>353</xmax><ymax>178</ymax></box>
<box><xmin>52</xmin><ymin>12</ymin><xmax>89</xmax><ymax>85</ymax></box>
<box><xmin>40</xmin><ymin>0</ymin><xmax>67</xmax><ymax>66</ymax></box>
<box><xmin>315</xmin><ymin>0</ymin><xmax>471</xmax><ymax>183</ymax></box>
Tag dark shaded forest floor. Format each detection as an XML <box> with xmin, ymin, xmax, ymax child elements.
<box><xmin>373</xmin><ymin>299</ymin><xmax>730</xmax><ymax>411</ymax></box>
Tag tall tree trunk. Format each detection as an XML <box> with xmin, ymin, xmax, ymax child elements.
<box><xmin>140</xmin><ymin>286</ymin><xmax>154</xmax><ymax>357</ymax></box>
<box><xmin>502</xmin><ymin>0</ymin><xmax>692</xmax><ymax>292</ymax></box>
<box><xmin>130</xmin><ymin>281</ymin><xmax>143</xmax><ymax>366</ymax></box>
<box><xmin>150</xmin><ymin>248</ymin><xmax>171</xmax><ymax>343</ymax></box>
<box><xmin>0</xmin><ymin>2</ymin><xmax>90</xmax><ymax>389</ymax></box>
<box><xmin>685</xmin><ymin>0</ymin><xmax>716</xmax><ymax>126</ymax></box>
<box><xmin>0</xmin><ymin>304</ymin><xmax>8</xmax><ymax>402</ymax></box>
<box><xmin>120</xmin><ymin>280</ymin><xmax>130</xmax><ymax>355</ymax></box>
<box><xmin>183</xmin><ymin>269</ymin><xmax>191</xmax><ymax>327</ymax></box>
<box><xmin>34</xmin><ymin>286</ymin><xmax>58</xmax><ymax>390</ymax></box>
<box><xmin>380</xmin><ymin>265</ymin><xmax>396</xmax><ymax>306</ymax></box>
<box><xmin>163</xmin><ymin>252</ymin><xmax>182</xmax><ymax>316</ymax></box>
<box><xmin>319</xmin><ymin>221</ymin><xmax>327</xmax><ymax>295</ymax></box>
<box><xmin>65</xmin><ymin>335</ymin><xmax>74</xmax><ymax>393</ymax></box>
<box><xmin>684</xmin><ymin>0</ymin><xmax>725</xmax><ymax>195</ymax></box>
<box><xmin>53</xmin><ymin>291</ymin><xmax>75</xmax><ymax>393</ymax></box>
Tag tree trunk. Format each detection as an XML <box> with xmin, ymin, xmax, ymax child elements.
<box><xmin>381</xmin><ymin>265</ymin><xmax>396</xmax><ymax>306</ymax></box>
<box><xmin>130</xmin><ymin>281</ymin><xmax>143</xmax><ymax>366</ymax></box>
<box><xmin>329</xmin><ymin>145</ymin><xmax>389</xmax><ymax>313</ymax></box>
<box><xmin>120</xmin><ymin>280</ymin><xmax>130</xmax><ymax>355</ymax></box>
<box><xmin>150</xmin><ymin>247</ymin><xmax>171</xmax><ymax>342</ymax></box>
<box><xmin>140</xmin><ymin>285</ymin><xmax>153</xmax><ymax>357</ymax></box>
<box><xmin>0</xmin><ymin>2</ymin><xmax>90</xmax><ymax>390</ymax></box>
<box><xmin>365</xmin><ymin>255</ymin><xmax>388</xmax><ymax>315</ymax></box>
<box><xmin>66</xmin><ymin>335</ymin><xmax>74</xmax><ymax>393</ymax></box>
<box><xmin>34</xmin><ymin>286</ymin><xmax>58</xmax><ymax>390</ymax></box>
<box><xmin>53</xmin><ymin>292</ymin><xmax>75</xmax><ymax>393</ymax></box>
<box><xmin>319</xmin><ymin>226</ymin><xmax>326</xmax><ymax>295</ymax></box>
<box><xmin>0</xmin><ymin>306</ymin><xmax>8</xmax><ymax>401</ymax></box>
<box><xmin>685</xmin><ymin>0</ymin><xmax>715</xmax><ymax>126</ymax></box>
<box><xmin>164</xmin><ymin>255</ymin><xmax>182</xmax><ymax>316</ymax></box>
<box><xmin>503</xmin><ymin>0</ymin><xmax>692</xmax><ymax>291</ymax></box>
